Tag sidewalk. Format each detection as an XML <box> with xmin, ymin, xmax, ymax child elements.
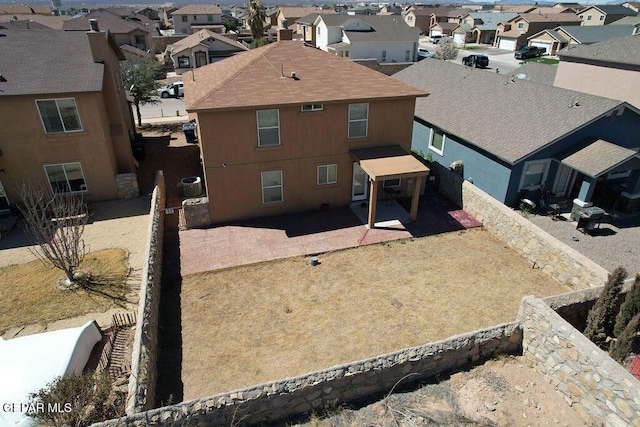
<box><xmin>141</xmin><ymin>114</ymin><xmax>189</xmax><ymax>125</ymax></box>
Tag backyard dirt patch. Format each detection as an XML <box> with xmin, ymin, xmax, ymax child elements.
<box><xmin>296</xmin><ymin>355</ymin><xmax>585</xmax><ymax>426</ymax></box>
<box><xmin>181</xmin><ymin>227</ymin><xmax>572</xmax><ymax>400</ymax></box>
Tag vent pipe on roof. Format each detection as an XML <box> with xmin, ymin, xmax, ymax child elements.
<box><xmin>89</xmin><ymin>18</ymin><xmax>99</xmax><ymax>32</ymax></box>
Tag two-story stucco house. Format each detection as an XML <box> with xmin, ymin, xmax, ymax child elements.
<box><xmin>576</xmin><ymin>5</ymin><xmax>637</xmax><ymax>26</ymax></box>
<box><xmin>184</xmin><ymin>41</ymin><xmax>429</xmax><ymax>227</ymax></box>
<box><xmin>313</xmin><ymin>14</ymin><xmax>420</xmax><ymax>63</ymax></box>
<box><xmin>167</xmin><ymin>29</ymin><xmax>248</xmax><ymax>74</ymax></box>
<box><xmin>0</xmin><ymin>28</ymin><xmax>139</xmax><ymax>213</ymax></box>
<box><xmin>495</xmin><ymin>13</ymin><xmax>582</xmax><ymax>51</ymax></box>
<box><xmin>172</xmin><ymin>4</ymin><xmax>223</xmax><ymax>35</ymax></box>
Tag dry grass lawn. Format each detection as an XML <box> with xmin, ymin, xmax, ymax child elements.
<box><xmin>0</xmin><ymin>248</ymin><xmax>130</xmax><ymax>334</ymax></box>
<box><xmin>182</xmin><ymin>228</ymin><xmax>571</xmax><ymax>400</ymax></box>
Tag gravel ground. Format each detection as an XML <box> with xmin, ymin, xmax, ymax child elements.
<box><xmin>527</xmin><ymin>211</ymin><xmax>640</xmax><ymax>276</ymax></box>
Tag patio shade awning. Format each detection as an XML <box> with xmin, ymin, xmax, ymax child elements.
<box><xmin>351</xmin><ymin>145</ymin><xmax>430</xmax><ymax>181</ymax></box>
<box><xmin>559</xmin><ymin>139</ymin><xmax>640</xmax><ymax>178</ymax></box>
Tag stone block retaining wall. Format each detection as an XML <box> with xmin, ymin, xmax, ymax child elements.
<box><xmin>519</xmin><ymin>296</ymin><xmax>640</xmax><ymax>426</ymax></box>
<box><xmin>430</xmin><ymin>162</ymin><xmax>609</xmax><ymax>289</ymax></box>
<box><xmin>93</xmin><ymin>323</ymin><xmax>521</xmax><ymax>426</ymax></box>
<box><xmin>126</xmin><ymin>170</ymin><xmax>166</xmax><ymax>414</ymax></box>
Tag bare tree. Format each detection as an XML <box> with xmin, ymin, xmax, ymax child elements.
<box><xmin>437</xmin><ymin>39</ymin><xmax>459</xmax><ymax>61</ymax></box>
<box><xmin>17</xmin><ymin>184</ymin><xmax>88</xmax><ymax>288</ymax></box>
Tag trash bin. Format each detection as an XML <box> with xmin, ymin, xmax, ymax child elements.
<box><xmin>132</xmin><ymin>140</ymin><xmax>146</xmax><ymax>161</ymax></box>
<box><xmin>183</xmin><ymin>122</ymin><xmax>197</xmax><ymax>143</ymax></box>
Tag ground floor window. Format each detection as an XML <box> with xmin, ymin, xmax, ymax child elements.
<box><xmin>429</xmin><ymin>128</ymin><xmax>445</xmax><ymax>156</ymax></box>
<box><xmin>261</xmin><ymin>170</ymin><xmax>283</xmax><ymax>204</ymax></box>
<box><xmin>317</xmin><ymin>164</ymin><xmax>337</xmax><ymax>185</ymax></box>
<box><xmin>519</xmin><ymin>160</ymin><xmax>550</xmax><ymax>191</ymax></box>
<box><xmin>44</xmin><ymin>162</ymin><xmax>87</xmax><ymax>193</ymax></box>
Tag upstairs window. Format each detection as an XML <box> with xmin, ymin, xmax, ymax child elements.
<box><xmin>517</xmin><ymin>22</ymin><xmax>525</xmax><ymax>30</ymax></box>
<box><xmin>257</xmin><ymin>109</ymin><xmax>280</xmax><ymax>147</ymax></box>
<box><xmin>348</xmin><ymin>103</ymin><xmax>368</xmax><ymax>138</ymax></box>
<box><xmin>599</xmin><ymin>15</ymin><xmax>605</xmax><ymax>21</ymax></box>
<box><xmin>36</xmin><ymin>98</ymin><xmax>82</xmax><ymax>134</ymax></box>
<box><xmin>301</xmin><ymin>104</ymin><xmax>323</xmax><ymax>112</ymax></box>
<box><xmin>178</xmin><ymin>56</ymin><xmax>190</xmax><ymax>68</ymax></box>
<box><xmin>181</xmin><ymin>15</ymin><xmax>188</xmax><ymax>22</ymax></box>
<box><xmin>207</xmin><ymin>15</ymin><xmax>213</xmax><ymax>22</ymax></box>
<box><xmin>587</xmin><ymin>15</ymin><xmax>593</xmax><ymax>21</ymax></box>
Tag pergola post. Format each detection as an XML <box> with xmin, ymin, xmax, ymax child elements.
<box><xmin>410</xmin><ymin>176</ymin><xmax>421</xmax><ymax>222</ymax></box>
<box><xmin>367</xmin><ymin>179</ymin><xmax>379</xmax><ymax>229</ymax></box>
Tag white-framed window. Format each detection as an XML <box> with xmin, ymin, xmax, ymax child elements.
<box><xmin>44</xmin><ymin>162</ymin><xmax>87</xmax><ymax>193</ymax></box>
<box><xmin>579</xmin><ymin>15</ymin><xmax>584</xmax><ymax>19</ymax></box>
<box><xmin>317</xmin><ymin>26</ymin><xmax>321</xmax><ymax>35</ymax></box>
<box><xmin>599</xmin><ymin>15</ymin><xmax>605</xmax><ymax>21</ymax></box>
<box><xmin>587</xmin><ymin>15</ymin><xmax>592</xmax><ymax>21</ymax></box>
<box><xmin>381</xmin><ymin>50</ymin><xmax>387</xmax><ymax>62</ymax></box>
<box><xmin>36</xmin><ymin>98</ymin><xmax>82</xmax><ymax>134</ymax></box>
<box><xmin>317</xmin><ymin>164</ymin><xmax>337</xmax><ymax>185</ymax></box>
<box><xmin>301</xmin><ymin>104</ymin><xmax>323</xmax><ymax>112</ymax></box>
<box><xmin>261</xmin><ymin>170</ymin><xmax>283</xmax><ymax>204</ymax></box>
<box><xmin>517</xmin><ymin>22</ymin><xmax>524</xmax><ymax>30</ymax></box>
<box><xmin>607</xmin><ymin>170</ymin><xmax>631</xmax><ymax>179</ymax></box>
<box><xmin>348</xmin><ymin>103</ymin><xmax>368</xmax><ymax>138</ymax></box>
<box><xmin>256</xmin><ymin>109</ymin><xmax>280</xmax><ymax>147</ymax></box>
<box><xmin>429</xmin><ymin>128</ymin><xmax>445</xmax><ymax>156</ymax></box>
<box><xmin>519</xmin><ymin>159</ymin><xmax>550</xmax><ymax>190</ymax></box>
<box><xmin>383</xmin><ymin>178</ymin><xmax>400</xmax><ymax>188</ymax></box>
<box><xmin>408</xmin><ymin>15</ymin><xmax>413</xmax><ymax>21</ymax></box>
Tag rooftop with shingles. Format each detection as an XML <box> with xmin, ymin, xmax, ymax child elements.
<box><xmin>185</xmin><ymin>41</ymin><xmax>427</xmax><ymax>112</ymax></box>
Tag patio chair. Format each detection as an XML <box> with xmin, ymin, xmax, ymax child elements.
<box><xmin>547</xmin><ymin>197</ymin><xmax>569</xmax><ymax>220</ymax></box>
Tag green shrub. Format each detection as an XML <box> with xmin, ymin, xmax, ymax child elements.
<box><xmin>584</xmin><ymin>266</ymin><xmax>627</xmax><ymax>349</ymax></box>
<box><xmin>28</xmin><ymin>372</ymin><xmax>125</xmax><ymax>427</ymax></box>
<box><xmin>610</xmin><ymin>312</ymin><xmax>640</xmax><ymax>362</ymax></box>
<box><xmin>614</xmin><ymin>273</ymin><xmax>640</xmax><ymax>338</ymax></box>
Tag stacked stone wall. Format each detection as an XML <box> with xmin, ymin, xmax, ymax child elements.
<box><xmin>93</xmin><ymin>323</ymin><xmax>521</xmax><ymax>426</ymax></box>
<box><xmin>519</xmin><ymin>296</ymin><xmax>640</xmax><ymax>426</ymax></box>
<box><xmin>126</xmin><ymin>170</ymin><xmax>166</xmax><ymax>414</ymax></box>
<box><xmin>115</xmin><ymin>172</ymin><xmax>140</xmax><ymax>200</ymax></box>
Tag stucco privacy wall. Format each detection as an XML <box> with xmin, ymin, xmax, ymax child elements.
<box><xmin>429</xmin><ymin>161</ymin><xmax>609</xmax><ymax>289</ymax></box>
<box><xmin>518</xmin><ymin>296</ymin><xmax>640</xmax><ymax>426</ymax></box>
<box><xmin>92</xmin><ymin>323</ymin><xmax>521</xmax><ymax>426</ymax></box>
<box><xmin>126</xmin><ymin>170</ymin><xmax>166</xmax><ymax>414</ymax></box>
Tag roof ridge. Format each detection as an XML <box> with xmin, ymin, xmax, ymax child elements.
<box><xmin>189</xmin><ymin>42</ymin><xmax>280</xmax><ymax>110</ymax></box>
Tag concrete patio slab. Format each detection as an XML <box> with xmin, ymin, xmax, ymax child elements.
<box><xmin>179</xmin><ymin>194</ymin><xmax>481</xmax><ymax>276</ymax></box>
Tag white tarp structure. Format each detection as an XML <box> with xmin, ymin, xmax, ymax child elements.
<box><xmin>0</xmin><ymin>321</ymin><xmax>102</xmax><ymax>426</ymax></box>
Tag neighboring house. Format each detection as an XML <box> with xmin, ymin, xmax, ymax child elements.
<box><xmin>554</xmin><ymin>35</ymin><xmax>640</xmax><ymax>110</ymax></box>
<box><xmin>63</xmin><ymin>10</ymin><xmax>154</xmax><ymax>51</ymax></box>
<box><xmin>429</xmin><ymin>22</ymin><xmax>459</xmax><ymax>39</ymax></box>
<box><xmin>172</xmin><ymin>4</ymin><xmax>223</xmax><ymax>35</ymax></box>
<box><xmin>137</xmin><ymin>7</ymin><xmax>160</xmax><ymax>21</ymax></box>
<box><xmin>495</xmin><ymin>13</ymin><xmax>582</xmax><ymax>51</ymax></box>
<box><xmin>0</xmin><ymin>3</ymin><xmax>51</xmax><ymax>15</ymax></box>
<box><xmin>183</xmin><ymin>41</ymin><xmax>429</xmax><ymax>227</ymax></box>
<box><xmin>527</xmin><ymin>25</ymin><xmax>637</xmax><ymax>54</ymax></box>
<box><xmin>576</xmin><ymin>5</ymin><xmax>637</xmax><ymax>26</ymax></box>
<box><xmin>276</xmin><ymin>6</ymin><xmax>334</xmax><ymax>33</ymax></box>
<box><xmin>0</xmin><ymin>29</ymin><xmax>139</xmax><ymax>213</ymax></box>
<box><xmin>0</xmin><ymin>14</ymin><xmax>70</xmax><ymax>29</ymax></box>
<box><xmin>610</xmin><ymin>15</ymin><xmax>640</xmax><ymax>34</ymax></box>
<box><xmin>403</xmin><ymin>7</ymin><xmax>452</xmax><ymax>34</ymax></box>
<box><xmin>493</xmin><ymin>5</ymin><xmax>537</xmax><ymax>14</ymax></box>
<box><xmin>297</xmin><ymin>12</ymin><xmax>322</xmax><ymax>44</ymax></box>
<box><xmin>161</xmin><ymin>6</ymin><xmax>178</xmax><ymax>28</ymax></box>
<box><xmin>394</xmin><ymin>60</ymin><xmax>640</xmax><ymax>212</ymax></box>
<box><xmin>623</xmin><ymin>2</ymin><xmax>640</xmax><ymax>13</ymax></box>
<box><xmin>167</xmin><ymin>29</ymin><xmax>249</xmax><ymax>74</ymax></box>
<box><xmin>458</xmin><ymin>12</ymin><xmax>517</xmax><ymax>45</ymax></box>
<box><xmin>347</xmin><ymin>6</ymin><xmax>379</xmax><ymax>16</ymax></box>
<box><xmin>313</xmin><ymin>14</ymin><xmax>420</xmax><ymax>63</ymax></box>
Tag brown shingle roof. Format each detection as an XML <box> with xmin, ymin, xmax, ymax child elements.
<box><xmin>560</xmin><ymin>139</ymin><xmax>639</xmax><ymax>177</ymax></box>
<box><xmin>63</xmin><ymin>13</ymin><xmax>150</xmax><ymax>34</ymax></box>
<box><xmin>0</xmin><ymin>3</ymin><xmax>51</xmax><ymax>15</ymax></box>
<box><xmin>0</xmin><ymin>14</ymin><xmax>69</xmax><ymax>30</ymax></box>
<box><xmin>558</xmin><ymin>34</ymin><xmax>640</xmax><ymax>67</ymax></box>
<box><xmin>278</xmin><ymin>6</ymin><xmax>333</xmax><ymax>19</ymax></box>
<box><xmin>0</xmin><ymin>30</ymin><xmax>104</xmax><ymax>96</ymax></box>
<box><xmin>409</xmin><ymin>7</ymin><xmax>452</xmax><ymax>17</ymax></box>
<box><xmin>185</xmin><ymin>41</ymin><xmax>427</xmax><ymax>112</ymax></box>
<box><xmin>516</xmin><ymin>13</ymin><xmax>582</xmax><ymax>23</ymax></box>
<box><xmin>173</xmin><ymin>4</ymin><xmax>222</xmax><ymax>15</ymax></box>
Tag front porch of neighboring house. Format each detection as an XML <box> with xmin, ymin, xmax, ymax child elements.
<box><xmin>350</xmin><ymin>145</ymin><xmax>430</xmax><ymax>229</ymax></box>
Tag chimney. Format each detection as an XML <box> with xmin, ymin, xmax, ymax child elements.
<box><xmin>277</xmin><ymin>28</ymin><xmax>293</xmax><ymax>41</ymax></box>
<box><xmin>89</xmin><ymin>18</ymin><xmax>99</xmax><ymax>32</ymax></box>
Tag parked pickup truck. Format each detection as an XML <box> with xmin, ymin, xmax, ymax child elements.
<box><xmin>514</xmin><ymin>46</ymin><xmax>545</xmax><ymax>60</ymax></box>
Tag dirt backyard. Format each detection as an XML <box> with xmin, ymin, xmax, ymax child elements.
<box><xmin>181</xmin><ymin>227</ymin><xmax>573</xmax><ymax>400</ymax></box>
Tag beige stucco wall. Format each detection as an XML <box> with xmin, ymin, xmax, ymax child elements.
<box><xmin>579</xmin><ymin>9</ymin><xmax>605</xmax><ymax>26</ymax></box>
<box><xmin>0</xmin><ymin>92</ymin><xmax>121</xmax><ymax>203</ymax></box>
<box><xmin>196</xmin><ymin>98</ymin><xmax>417</xmax><ymax>223</ymax></box>
<box><xmin>554</xmin><ymin>61</ymin><xmax>640</xmax><ymax>109</ymax></box>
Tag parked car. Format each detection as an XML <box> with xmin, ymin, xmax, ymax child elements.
<box><xmin>157</xmin><ymin>81</ymin><xmax>184</xmax><ymax>98</ymax></box>
<box><xmin>417</xmin><ymin>47</ymin><xmax>436</xmax><ymax>61</ymax></box>
<box><xmin>462</xmin><ymin>54</ymin><xmax>489</xmax><ymax>68</ymax></box>
<box><xmin>514</xmin><ymin>46</ymin><xmax>545</xmax><ymax>60</ymax></box>
<box><xmin>430</xmin><ymin>35</ymin><xmax>448</xmax><ymax>44</ymax></box>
